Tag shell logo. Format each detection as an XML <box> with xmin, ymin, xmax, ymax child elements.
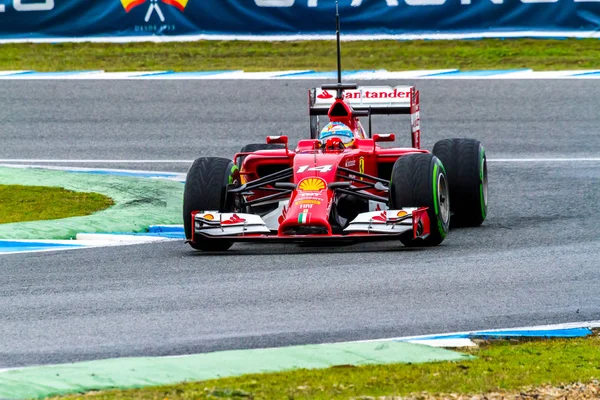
<box><xmin>397</xmin><ymin>211</ymin><xmax>408</xmax><ymax>218</ymax></box>
<box><xmin>201</xmin><ymin>214</ymin><xmax>214</xmax><ymax>221</ymax></box>
<box><xmin>298</xmin><ymin>177</ymin><xmax>326</xmax><ymax>192</ymax></box>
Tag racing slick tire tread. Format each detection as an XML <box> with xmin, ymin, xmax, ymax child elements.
<box><xmin>236</xmin><ymin>143</ymin><xmax>285</xmax><ymax>169</ymax></box>
<box><xmin>183</xmin><ymin>157</ymin><xmax>240</xmax><ymax>251</ymax></box>
<box><xmin>390</xmin><ymin>153</ymin><xmax>450</xmax><ymax>247</ymax></box>
<box><xmin>432</xmin><ymin>138</ymin><xmax>487</xmax><ymax>228</ymax></box>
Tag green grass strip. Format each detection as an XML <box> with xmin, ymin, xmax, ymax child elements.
<box><xmin>0</xmin><ymin>167</ymin><xmax>184</xmax><ymax>240</ymax></box>
<box><xmin>45</xmin><ymin>335</ymin><xmax>600</xmax><ymax>400</ymax></box>
<box><xmin>0</xmin><ymin>184</ymin><xmax>113</xmax><ymax>224</ymax></box>
<box><xmin>0</xmin><ymin>341</ymin><xmax>470</xmax><ymax>399</ymax></box>
<box><xmin>2</xmin><ymin>39</ymin><xmax>600</xmax><ymax>72</ymax></box>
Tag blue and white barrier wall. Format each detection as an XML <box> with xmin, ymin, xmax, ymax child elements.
<box><xmin>0</xmin><ymin>0</ymin><xmax>599</xmax><ymax>40</ymax></box>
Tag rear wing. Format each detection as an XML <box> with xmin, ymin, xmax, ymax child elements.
<box><xmin>309</xmin><ymin>85</ymin><xmax>414</xmax><ymax>115</ymax></box>
<box><xmin>308</xmin><ymin>85</ymin><xmax>422</xmax><ymax>148</ymax></box>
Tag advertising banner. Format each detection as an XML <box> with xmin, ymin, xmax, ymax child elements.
<box><xmin>0</xmin><ymin>0</ymin><xmax>599</xmax><ymax>40</ymax></box>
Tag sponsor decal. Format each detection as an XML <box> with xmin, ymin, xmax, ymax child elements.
<box><xmin>317</xmin><ymin>90</ymin><xmax>333</xmax><ymax>99</ymax></box>
<box><xmin>345</xmin><ymin>159</ymin><xmax>356</xmax><ymax>167</ymax></box>
<box><xmin>298</xmin><ymin>177</ymin><xmax>326</xmax><ymax>191</ymax></box>
<box><xmin>294</xmin><ymin>199</ymin><xmax>321</xmax><ymax>205</ymax></box>
<box><xmin>200</xmin><ymin>213</ymin><xmax>214</xmax><ymax>221</ymax></box>
<box><xmin>299</xmin><ymin>204</ymin><xmax>313</xmax><ymax>209</ymax></box>
<box><xmin>359</xmin><ymin>156</ymin><xmax>365</xmax><ymax>181</ymax></box>
<box><xmin>120</xmin><ymin>0</ymin><xmax>188</xmax><ymax>31</ymax></box>
<box><xmin>121</xmin><ymin>0</ymin><xmax>188</xmax><ymax>14</ymax></box>
<box><xmin>411</xmin><ymin>91</ymin><xmax>421</xmax><ymax>133</ymax></box>
<box><xmin>297</xmin><ymin>192</ymin><xmax>323</xmax><ymax>199</ymax></box>
<box><xmin>162</xmin><ymin>0</ymin><xmax>188</xmax><ymax>11</ymax></box>
<box><xmin>410</xmin><ymin>89</ymin><xmax>421</xmax><ymax>148</ymax></box>
<box><xmin>372</xmin><ymin>211</ymin><xmax>387</xmax><ymax>222</ymax></box>
<box><xmin>371</xmin><ymin>210</ymin><xmax>408</xmax><ymax>223</ymax></box>
<box><xmin>355</xmin><ymin>89</ymin><xmax>408</xmax><ymax>99</ymax></box>
<box><xmin>222</xmin><ymin>214</ymin><xmax>246</xmax><ymax>225</ymax></box>
<box><xmin>411</xmin><ymin>116</ymin><xmax>421</xmax><ymax>132</ymax></box>
<box><xmin>316</xmin><ymin>87</ymin><xmax>410</xmax><ymax>102</ymax></box>
<box><xmin>298</xmin><ymin>209</ymin><xmax>310</xmax><ymax>224</ymax></box>
<box><xmin>121</xmin><ymin>0</ymin><xmax>146</xmax><ymax>12</ymax></box>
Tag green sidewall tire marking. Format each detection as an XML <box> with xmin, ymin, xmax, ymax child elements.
<box><xmin>479</xmin><ymin>146</ymin><xmax>486</xmax><ymax>220</ymax></box>
<box><xmin>432</xmin><ymin>162</ymin><xmax>439</xmax><ymax>216</ymax></box>
<box><xmin>432</xmin><ymin>160</ymin><xmax>447</xmax><ymax>238</ymax></box>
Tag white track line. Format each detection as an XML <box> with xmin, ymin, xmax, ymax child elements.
<box><xmin>489</xmin><ymin>158</ymin><xmax>600</xmax><ymax>162</ymax></box>
<box><xmin>0</xmin><ymin>159</ymin><xmax>194</xmax><ymax>163</ymax></box>
<box><xmin>354</xmin><ymin>320</ymin><xmax>600</xmax><ymax>344</ymax></box>
<box><xmin>2</xmin><ymin>158</ymin><xmax>600</xmax><ymax>164</ymax></box>
<box><xmin>2</xmin><ymin>31</ymin><xmax>600</xmax><ymax>44</ymax></box>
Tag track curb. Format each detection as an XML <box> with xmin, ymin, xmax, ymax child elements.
<box><xmin>0</xmin><ymin>166</ymin><xmax>184</xmax><ymax>241</ymax></box>
<box><xmin>0</xmin><ymin>322</ymin><xmax>598</xmax><ymax>399</ymax></box>
<box><xmin>0</xmin><ymin>341</ymin><xmax>471</xmax><ymax>399</ymax></box>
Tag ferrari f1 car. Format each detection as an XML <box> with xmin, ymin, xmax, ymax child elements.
<box><xmin>183</xmin><ymin>81</ymin><xmax>488</xmax><ymax>252</ymax></box>
<box><xmin>183</xmin><ymin>7</ymin><xmax>487</xmax><ymax>252</ymax></box>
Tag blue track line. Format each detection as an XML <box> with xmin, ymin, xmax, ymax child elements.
<box><xmin>0</xmin><ymin>240</ymin><xmax>83</xmax><ymax>253</ymax></box>
<box><xmin>136</xmin><ymin>70</ymin><xmax>239</xmax><ymax>77</ymax></box>
<box><xmin>12</xmin><ymin>70</ymin><xmax>102</xmax><ymax>76</ymax></box>
<box><xmin>394</xmin><ymin>327</ymin><xmax>593</xmax><ymax>342</ymax></box>
<box><xmin>425</xmin><ymin>69</ymin><xmax>531</xmax><ymax>77</ymax></box>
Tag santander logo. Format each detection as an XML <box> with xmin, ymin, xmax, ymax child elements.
<box><xmin>373</xmin><ymin>211</ymin><xmax>387</xmax><ymax>222</ymax></box>
<box><xmin>314</xmin><ymin>86</ymin><xmax>412</xmax><ymax>105</ymax></box>
<box><xmin>317</xmin><ymin>90</ymin><xmax>333</xmax><ymax>99</ymax></box>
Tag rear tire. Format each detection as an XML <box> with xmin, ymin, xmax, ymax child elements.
<box><xmin>183</xmin><ymin>157</ymin><xmax>240</xmax><ymax>251</ymax></box>
<box><xmin>432</xmin><ymin>138</ymin><xmax>488</xmax><ymax>227</ymax></box>
<box><xmin>236</xmin><ymin>143</ymin><xmax>285</xmax><ymax>169</ymax></box>
<box><xmin>389</xmin><ymin>153</ymin><xmax>450</xmax><ymax>247</ymax></box>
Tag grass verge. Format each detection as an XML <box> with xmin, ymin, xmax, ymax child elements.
<box><xmin>0</xmin><ymin>184</ymin><xmax>113</xmax><ymax>224</ymax></box>
<box><xmin>2</xmin><ymin>39</ymin><xmax>600</xmax><ymax>72</ymax></box>
<box><xmin>56</xmin><ymin>335</ymin><xmax>600</xmax><ymax>400</ymax></box>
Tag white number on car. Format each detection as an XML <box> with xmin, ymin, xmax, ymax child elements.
<box><xmin>297</xmin><ymin>165</ymin><xmax>333</xmax><ymax>173</ymax></box>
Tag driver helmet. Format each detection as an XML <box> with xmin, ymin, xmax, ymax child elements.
<box><xmin>318</xmin><ymin>122</ymin><xmax>354</xmax><ymax>148</ymax></box>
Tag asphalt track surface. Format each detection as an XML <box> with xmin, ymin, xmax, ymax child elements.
<box><xmin>1</xmin><ymin>80</ymin><xmax>599</xmax><ymax>368</ymax></box>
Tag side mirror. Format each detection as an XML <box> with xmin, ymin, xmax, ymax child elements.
<box><xmin>266</xmin><ymin>135</ymin><xmax>288</xmax><ymax>145</ymax></box>
<box><xmin>266</xmin><ymin>135</ymin><xmax>289</xmax><ymax>154</ymax></box>
<box><xmin>373</xmin><ymin>133</ymin><xmax>395</xmax><ymax>143</ymax></box>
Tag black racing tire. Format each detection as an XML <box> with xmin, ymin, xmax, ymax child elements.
<box><xmin>389</xmin><ymin>153</ymin><xmax>450</xmax><ymax>247</ymax></box>
<box><xmin>432</xmin><ymin>138</ymin><xmax>488</xmax><ymax>228</ymax></box>
<box><xmin>236</xmin><ymin>143</ymin><xmax>285</xmax><ymax>169</ymax></box>
<box><xmin>183</xmin><ymin>157</ymin><xmax>240</xmax><ymax>251</ymax></box>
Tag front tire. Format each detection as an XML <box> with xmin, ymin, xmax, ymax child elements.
<box><xmin>432</xmin><ymin>138</ymin><xmax>488</xmax><ymax>227</ymax></box>
<box><xmin>183</xmin><ymin>157</ymin><xmax>240</xmax><ymax>251</ymax></box>
<box><xmin>389</xmin><ymin>153</ymin><xmax>450</xmax><ymax>247</ymax></box>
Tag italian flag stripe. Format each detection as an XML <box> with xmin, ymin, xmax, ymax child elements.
<box><xmin>298</xmin><ymin>213</ymin><xmax>308</xmax><ymax>224</ymax></box>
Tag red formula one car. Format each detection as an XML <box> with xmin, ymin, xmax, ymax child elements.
<box><xmin>183</xmin><ymin>81</ymin><xmax>488</xmax><ymax>252</ymax></box>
